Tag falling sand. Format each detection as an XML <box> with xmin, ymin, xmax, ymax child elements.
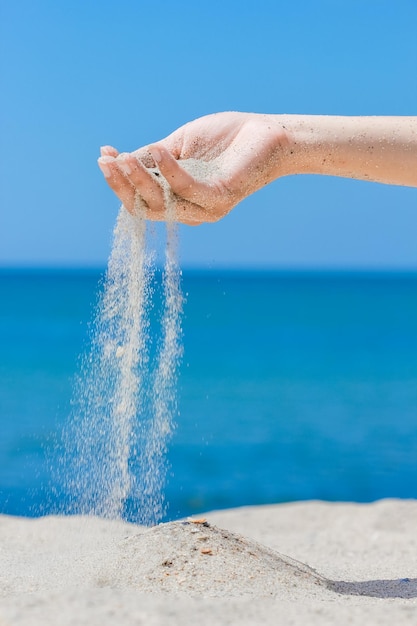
<box><xmin>61</xmin><ymin>172</ymin><xmax>185</xmax><ymax>525</ymax></box>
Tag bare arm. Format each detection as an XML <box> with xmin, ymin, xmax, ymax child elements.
<box><xmin>283</xmin><ymin>115</ymin><xmax>417</xmax><ymax>187</ymax></box>
<box><xmin>98</xmin><ymin>113</ymin><xmax>417</xmax><ymax>225</ymax></box>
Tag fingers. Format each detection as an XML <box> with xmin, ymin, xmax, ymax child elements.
<box><xmin>97</xmin><ymin>155</ymin><xmax>213</xmax><ymax>224</ymax></box>
<box><xmin>100</xmin><ymin>145</ymin><xmax>119</xmax><ymax>158</ymax></box>
<box><xmin>117</xmin><ymin>154</ymin><xmax>215</xmax><ymax>224</ymax></box>
<box><xmin>98</xmin><ymin>146</ymin><xmax>229</xmax><ymax>224</ymax></box>
<box><xmin>98</xmin><ymin>156</ymin><xmax>136</xmax><ymax>212</ymax></box>
<box><xmin>117</xmin><ymin>154</ymin><xmax>165</xmax><ymax>220</ymax></box>
<box><xmin>97</xmin><ymin>153</ymin><xmax>173</xmax><ymax>219</ymax></box>
<box><xmin>148</xmin><ymin>144</ymin><xmax>217</xmax><ymax>207</ymax></box>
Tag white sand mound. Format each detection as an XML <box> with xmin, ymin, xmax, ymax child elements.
<box><xmin>102</xmin><ymin>518</ymin><xmax>328</xmax><ymax>596</ymax></box>
<box><xmin>1</xmin><ymin>500</ymin><xmax>417</xmax><ymax>626</ymax></box>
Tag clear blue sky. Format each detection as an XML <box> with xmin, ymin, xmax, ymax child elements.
<box><xmin>1</xmin><ymin>0</ymin><xmax>416</xmax><ymax>269</ymax></box>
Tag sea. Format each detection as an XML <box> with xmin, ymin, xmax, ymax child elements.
<box><xmin>1</xmin><ymin>268</ymin><xmax>416</xmax><ymax>523</ymax></box>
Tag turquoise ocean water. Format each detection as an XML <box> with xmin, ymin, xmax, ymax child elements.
<box><xmin>0</xmin><ymin>269</ymin><xmax>416</xmax><ymax>522</ymax></box>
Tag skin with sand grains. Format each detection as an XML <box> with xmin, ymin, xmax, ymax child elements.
<box><xmin>97</xmin><ymin>112</ymin><xmax>417</xmax><ymax>225</ymax></box>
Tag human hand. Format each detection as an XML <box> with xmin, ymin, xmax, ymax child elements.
<box><xmin>97</xmin><ymin>112</ymin><xmax>292</xmax><ymax>225</ymax></box>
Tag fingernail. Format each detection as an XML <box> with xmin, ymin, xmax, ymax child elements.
<box><xmin>149</xmin><ymin>147</ymin><xmax>162</xmax><ymax>163</ymax></box>
<box><xmin>118</xmin><ymin>160</ymin><xmax>132</xmax><ymax>176</ymax></box>
<box><xmin>98</xmin><ymin>158</ymin><xmax>111</xmax><ymax>178</ymax></box>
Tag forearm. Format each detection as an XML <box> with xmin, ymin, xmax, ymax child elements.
<box><xmin>278</xmin><ymin>115</ymin><xmax>417</xmax><ymax>187</ymax></box>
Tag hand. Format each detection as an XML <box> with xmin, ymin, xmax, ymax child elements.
<box><xmin>97</xmin><ymin>112</ymin><xmax>291</xmax><ymax>225</ymax></box>
<box><xmin>98</xmin><ymin>113</ymin><xmax>417</xmax><ymax>225</ymax></box>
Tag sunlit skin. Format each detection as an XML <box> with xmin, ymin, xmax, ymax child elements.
<box><xmin>98</xmin><ymin>112</ymin><xmax>417</xmax><ymax>225</ymax></box>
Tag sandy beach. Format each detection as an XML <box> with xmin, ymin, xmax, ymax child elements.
<box><xmin>1</xmin><ymin>499</ymin><xmax>417</xmax><ymax>625</ymax></box>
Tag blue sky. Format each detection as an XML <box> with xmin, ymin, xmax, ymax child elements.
<box><xmin>1</xmin><ymin>0</ymin><xmax>416</xmax><ymax>269</ymax></box>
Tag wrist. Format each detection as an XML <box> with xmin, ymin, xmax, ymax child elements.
<box><xmin>266</xmin><ymin>114</ymin><xmax>317</xmax><ymax>178</ymax></box>
<box><xmin>275</xmin><ymin>115</ymin><xmax>327</xmax><ymax>176</ymax></box>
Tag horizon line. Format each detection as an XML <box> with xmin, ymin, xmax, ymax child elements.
<box><xmin>0</xmin><ymin>264</ymin><xmax>416</xmax><ymax>276</ymax></box>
